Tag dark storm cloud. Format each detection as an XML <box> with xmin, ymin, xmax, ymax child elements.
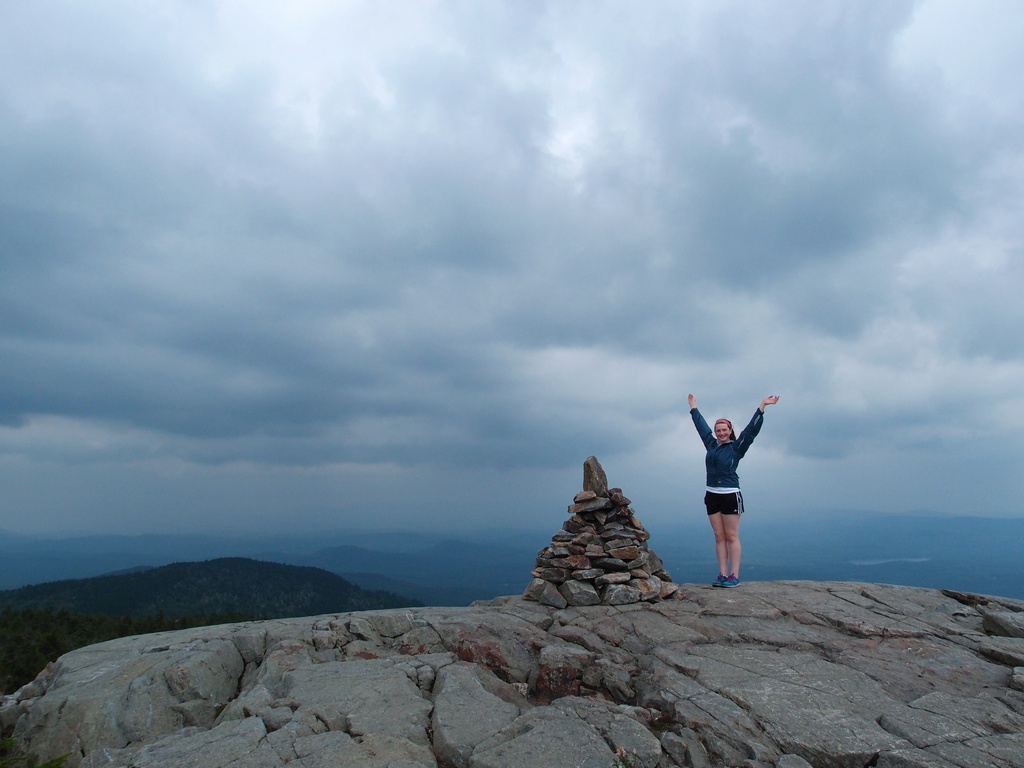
<box><xmin>1</xmin><ymin>0</ymin><xmax>1023</xmax><ymax>533</ymax></box>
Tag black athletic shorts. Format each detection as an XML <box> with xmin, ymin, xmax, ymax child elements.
<box><xmin>704</xmin><ymin>491</ymin><xmax>743</xmax><ymax>516</ymax></box>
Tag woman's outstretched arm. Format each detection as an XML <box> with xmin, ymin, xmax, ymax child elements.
<box><xmin>688</xmin><ymin>393</ymin><xmax>716</xmax><ymax>449</ymax></box>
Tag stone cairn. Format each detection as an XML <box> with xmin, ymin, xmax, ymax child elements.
<box><xmin>523</xmin><ymin>456</ymin><xmax>680</xmax><ymax>608</ymax></box>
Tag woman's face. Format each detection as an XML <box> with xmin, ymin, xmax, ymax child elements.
<box><xmin>714</xmin><ymin>422</ymin><xmax>732</xmax><ymax>444</ymax></box>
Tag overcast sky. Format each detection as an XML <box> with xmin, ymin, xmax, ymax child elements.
<box><xmin>2</xmin><ymin>1</ymin><xmax>1023</xmax><ymax>537</ymax></box>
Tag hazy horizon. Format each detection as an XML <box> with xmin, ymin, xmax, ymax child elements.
<box><xmin>0</xmin><ymin>505</ymin><xmax>1001</xmax><ymax>540</ymax></box>
<box><xmin>3</xmin><ymin>511</ymin><xmax>1023</xmax><ymax>603</ymax></box>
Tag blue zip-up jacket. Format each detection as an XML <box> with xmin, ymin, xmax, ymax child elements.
<box><xmin>690</xmin><ymin>407</ymin><xmax>764</xmax><ymax>489</ymax></box>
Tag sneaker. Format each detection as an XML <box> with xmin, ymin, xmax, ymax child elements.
<box><xmin>721</xmin><ymin>573</ymin><xmax>741</xmax><ymax>588</ymax></box>
<box><xmin>712</xmin><ymin>574</ymin><xmax>728</xmax><ymax>587</ymax></box>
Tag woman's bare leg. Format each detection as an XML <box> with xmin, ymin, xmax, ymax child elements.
<box><xmin>722</xmin><ymin>513</ymin><xmax>741</xmax><ymax>577</ymax></box>
<box><xmin>707</xmin><ymin>512</ymin><xmax>729</xmax><ymax>576</ymax></box>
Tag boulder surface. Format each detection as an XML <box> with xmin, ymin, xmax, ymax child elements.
<box><xmin>4</xmin><ymin>581</ymin><xmax>1024</xmax><ymax>767</ymax></box>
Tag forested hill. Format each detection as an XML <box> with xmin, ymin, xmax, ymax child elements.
<box><xmin>0</xmin><ymin>557</ymin><xmax>420</xmax><ymax>618</ymax></box>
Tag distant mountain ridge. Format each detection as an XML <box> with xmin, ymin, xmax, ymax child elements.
<box><xmin>299</xmin><ymin>540</ymin><xmax>533</xmax><ymax>606</ymax></box>
<box><xmin>0</xmin><ymin>557</ymin><xmax>420</xmax><ymax>618</ymax></box>
<box><xmin>2</xmin><ymin>513</ymin><xmax>1023</xmax><ymax>605</ymax></box>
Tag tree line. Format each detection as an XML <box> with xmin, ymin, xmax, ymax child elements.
<box><xmin>0</xmin><ymin>606</ymin><xmax>252</xmax><ymax>696</ymax></box>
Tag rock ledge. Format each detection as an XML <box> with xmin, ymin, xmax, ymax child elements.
<box><xmin>4</xmin><ymin>581</ymin><xmax>1024</xmax><ymax>767</ymax></box>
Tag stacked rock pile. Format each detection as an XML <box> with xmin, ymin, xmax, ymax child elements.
<box><xmin>523</xmin><ymin>456</ymin><xmax>680</xmax><ymax>608</ymax></box>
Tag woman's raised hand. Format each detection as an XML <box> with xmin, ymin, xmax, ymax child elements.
<box><xmin>688</xmin><ymin>393</ymin><xmax>697</xmax><ymax>409</ymax></box>
<box><xmin>760</xmin><ymin>395</ymin><xmax>780</xmax><ymax>411</ymax></box>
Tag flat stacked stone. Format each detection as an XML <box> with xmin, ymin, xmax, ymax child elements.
<box><xmin>523</xmin><ymin>456</ymin><xmax>680</xmax><ymax>608</ymax></box>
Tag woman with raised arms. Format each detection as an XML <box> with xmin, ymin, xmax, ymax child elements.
<box><xmin>688</xmin><ymin>393</ymin><xmax>780</xmax><ymax>588</ymax></box>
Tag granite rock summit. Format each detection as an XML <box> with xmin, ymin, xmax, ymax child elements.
<box><xmin>4</xmin><ymin>581</ymin><xmax>1024</xmax><ymax>767</ymax></box>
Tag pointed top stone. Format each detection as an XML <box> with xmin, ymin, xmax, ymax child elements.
<box><xmin>582</xmin><ymin>456</ymin><xmax>609</xmax><ymax>497</ymax></box>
